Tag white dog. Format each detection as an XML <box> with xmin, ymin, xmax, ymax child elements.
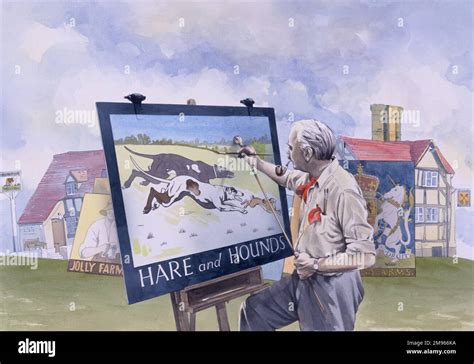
<box><xmin>143</xmin><ymin>175</ymin><xmax>247</xmax><ymax>214</ymax></box>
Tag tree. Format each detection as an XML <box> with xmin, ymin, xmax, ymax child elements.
<box><xmin>258</xmin><ymin>134</ymin><xmax>271</xmax><ymax>144</ymax></box>
<box><xmin>251</xmin><ymin>139</ymin><xmax>266</xmax><ymax>155</ymax></box>
<box><xmin>124</xmin><ymin>135</ymin><xmax>139</xmax><ymax>144</ymax></box>
<box><xmin>136</xmin><ymin>133</ymin><xmax>151</xmax><ymax>145</ymax></box>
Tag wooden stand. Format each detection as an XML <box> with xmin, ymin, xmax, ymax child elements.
<box><xmin>170</xmin><ymin>266</ymin><xmax>269</xmax><ymax>331</ymax></box>
<box><xmin>284</xmin><ymin>193</ymin><xmax>301</xmax><ymax>273</ymax></box>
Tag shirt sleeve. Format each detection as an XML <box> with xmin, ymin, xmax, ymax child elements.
<box><xmin>79</xmin><ymin>221</ymin><xmax>100</xmax><ymax>258</ymax></box>
<box><xmin>336</xmin><ymin>189</ymin><xmax>376</xmax><ymax>255</ymax></box>
<box><xmin>285</xmin><ymin>170</ymin><xmax>309</xmax><ymax>193</ymax></box>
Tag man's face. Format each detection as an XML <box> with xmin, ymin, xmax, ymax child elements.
<box><xmin>106</xmin><ymin>208</ymin><xmax>115</xmax><ymax>221</ymax></box>
<box><xmin>288</xmin><ymin>126</ymin><xmax>310</xmax><ymax>172</ymax></box>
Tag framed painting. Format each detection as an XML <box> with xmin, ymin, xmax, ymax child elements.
<box><xmin>97</xmin><ymin>102</ymin><xmax>292</xmax><ymax>303</ymax></box>
<box><xmin>343</xmin><ymin>160</ymin><xmax>416</xmax><ymax>277</ymax></box>
<box><xmin>457</xmin><ymin>189</ymin><xmax>471</xmax><ymax>207</ymax></box>
<box><xmin>67</xmin><ymin>186</ymin><xmax>123</xmax><ymax>277</ymax></box>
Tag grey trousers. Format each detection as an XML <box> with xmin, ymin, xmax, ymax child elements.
<box><xmin>240</xmin><ymin>270</ymin><xmax>365</xmax><ymax>331</ymax></box>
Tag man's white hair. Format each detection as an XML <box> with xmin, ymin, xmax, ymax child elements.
<box><xmin>292</xmin><ymin>119</ymin><xmax>336</xmax><ymax>160</ymax></box>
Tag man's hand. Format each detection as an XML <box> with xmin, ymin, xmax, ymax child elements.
<box><xmin>294</xmin><ymin>252</ymin><xmax>319</xmax><ymax>280</ymax></box>
<box><xmin>237</xmin><ymin>145</ymin><xmax>256</xmax><ymax>158</ymax></box>
<box><xmin>241</xmin><ymin>153</ymin><xmax>288</xmax><ymax>186</ymax></box>
<box><xmin>80</xmin><ymin>243</ymin><xmax>110</xmax><ymax>259</ymax></box>
<box><xmin>100</xmin><ymin>243</ymin><xmax>111</xmax><ymax>256</ymax></box>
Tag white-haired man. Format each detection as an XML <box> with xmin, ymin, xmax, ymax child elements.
<box><xmin>240</xmin><ymin>119</ymin><xmax>376</xmax><ymax>331</ymax></box>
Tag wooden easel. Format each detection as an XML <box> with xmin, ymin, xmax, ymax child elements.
<box><xmin>284</xmin><ymin>193</ymin><xmax>301</xmax><ymax>273</ymax></box>
<box><xmin>170</xmin><ymin>266</ymin><xmax>269</xmax><ymax>331</ymax></box>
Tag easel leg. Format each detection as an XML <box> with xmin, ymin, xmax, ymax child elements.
<box><xmin>189</xmin><ymin>312</ymin><xmax>196</xmax><ymax>331</ymax></box>
<box><xmin>215</xmin><ymin>302</ymin><xmax>231</xmax><ymax>331</ymax></box>
<box><xmin>170</xmin><ymin>292</ymin><xmax>190</xmax><ymax>331</ymax></box>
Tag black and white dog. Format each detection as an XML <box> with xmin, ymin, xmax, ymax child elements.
<box><xmin>122</xmin><ymin>147</ymin><xmax>234</xmax><ymax>188</ymax></box>
<box><xmin>143</xmin><ymin>175</ymin><xmax>247</xmax><ymax>214</ymax></box>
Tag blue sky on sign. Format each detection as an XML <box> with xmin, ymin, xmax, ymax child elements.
<box><xmin>110</xmin><ymin>114</ymin><xmax>271</xmax><ymax>143</ymax></box>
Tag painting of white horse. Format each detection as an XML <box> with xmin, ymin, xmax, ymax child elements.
<box><xmin>345</xmin><ymin>161</ymin><xmax>415</xmax><ymax>276</ymax></box>
<box><xmin>374</xmin><ymin>181</ymin><xmax>414</xmax><ymax>259</ymax></box>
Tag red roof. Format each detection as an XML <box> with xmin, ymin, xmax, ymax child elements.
<box><xmin>18</xmin><ymin>150</ymin><xmax>106</xmax><ymax>224</ymax></box>
<box><xmin>399</xmin><ymin>139</ymin><xmax>432</xmax><ymax>163</ymax></box>
<box><xmin>341</xmin><ymin>136</ymin><xmax>414</xmax><ymax>161</ymax></box>
<box><xmin>341</xmin><ymin>137</ymin><xmax>454</xmax><ymax>174</ymax></box>
<box><xmin>433</xmin><ymin>146</ymin><xmax>455</xmax><ymax>174</ymax></box>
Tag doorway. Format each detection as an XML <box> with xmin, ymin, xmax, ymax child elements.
<box><xmin>52</xmin><ymin>218</ymin><xmax>66</xmax><ymax>252</ymax></box>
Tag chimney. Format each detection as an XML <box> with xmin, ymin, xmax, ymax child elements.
<box><xmin>371</xmin><ymin>104</ymin><xmax>403</xmax><ymax>141</ymax></box>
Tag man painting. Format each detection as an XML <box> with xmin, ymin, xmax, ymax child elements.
<box><xmin>239</xmin><ymin>119</ymin><xmax>376</xmax><ymax>331</ymax></box>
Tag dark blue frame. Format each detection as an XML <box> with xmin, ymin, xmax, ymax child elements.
<box><xmin>97</xmin><ymin>102</ymin><xmax>292</xmax><ymax>304</ymax></box>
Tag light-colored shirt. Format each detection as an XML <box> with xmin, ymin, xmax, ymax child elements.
<box><xmin>286</xmin><ymin>158</ymin><xmax>375</xmax><ymax>263</ymax></box>
<box><xmin>79</xmin><ymin>217</ymin><xmax>119</xmax><ymax>259</ymax></box>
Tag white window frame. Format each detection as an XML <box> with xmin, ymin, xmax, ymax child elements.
<box><xmin>415</xmin><ymin>207</ymin><xmax>424</xmax><ymax>223</ymax></box>
<box><xmin>74</xmin><ymin>198</ymin><xmax>83</xmax><ymax>212</ymax></box>
<box><xmin>65</xmin><ymin>199</ymin><xmax>74</xmax><ymax>212</ymax></box>
<box><xmin>426</xmin><ymin>207</ymin><xmax>439</xmax><ymax>223</ymax></box>
<box><xmin>430</xmin><ymin>171</ymin><xmax>438</xmax><ymax>187</ymax></box>
<box><xmin>66</xmin><ymin>181</ymin><xmax>77</xmax><ymax>195</ymax></box>
<box><xmin>65</xmin><ymin>215</ymin><xmax>78</xmax><ymax>236</ymax></box>
<box><xmin>422</xmin><ymin>171</ymin><xmax>438</xmax><ymax>187</ymax></box>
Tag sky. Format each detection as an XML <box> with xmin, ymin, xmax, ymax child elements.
<box><xmin>110</xmin><ymin>114</ymin><xmax>271</xmax><ymax>143</ymax></box>
<box><xmin>0</xmin><ymin>0</ymin><xmax>472</xmax><ymax>257</ymax></box>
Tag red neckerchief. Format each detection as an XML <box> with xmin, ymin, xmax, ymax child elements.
<box><xmin>296</xmin><ymin>176</ymin><xmax>318</xmax><ymax>203</ymax></box>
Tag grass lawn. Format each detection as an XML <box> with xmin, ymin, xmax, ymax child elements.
<box><xmin>0</xmin><ymin>257</ymin><xmax>472</xmax><ymax>331</ymax></box>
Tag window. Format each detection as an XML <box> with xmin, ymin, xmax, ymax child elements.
<box><xmin>65</xmin><ymin>215</ymin><xmax>78</xmax><ymax>237</ymax></box>
<box><xmin>415</xmin><ymin>207</ymin><xmax>424</xmax><ymax>223</ymax></box>
<box><xmin>426</xmin><ymin>207</ymin><xmax>439</xmax><ymax>223</ymax></box>
<box><xmin>22</xmin><ymin>225</ymin><xmax>37</xmax><ymax>233</ymax></box>
<box><xmin>422</xmin><ymin>171</ymin><xmax>438</xmax><ymax>187</ymax></box>
<box><xmin>66</xmin><ymin>181</ymin><xmax>77</xmax><ymax>195</ymax></box>
<box><xmin>74</xmin><ymin>198</ymin><xmax>83</xmax><ymax>212</ymax></box>
<box><xmin>432</xmin><ymin>246</ymin><xmax>442</xmax><ymax>257</ymax></box>
<box><xmin>64</xmin><ymin>204</ymin><xmax>78</xmax><ymax>237</ymax></box>
<box><xmin>65</xmin><ymin>199</ymin><xmax>74</xmax><ymax>211</ymax></box>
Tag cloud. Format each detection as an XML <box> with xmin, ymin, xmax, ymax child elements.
<box><xmin>456</xmin><ymin>239</ymin><xmax>473</xmax><ymax>261</ymax></box>
<box><xmin>1</xmin><ymin>0</ymin><xmax>472</xmax><ymax>248</ymax></box>
<box><xmin>19</xmin><ymin>22</ymin><xmax>88</xmax><ymax>63</ymax></box>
